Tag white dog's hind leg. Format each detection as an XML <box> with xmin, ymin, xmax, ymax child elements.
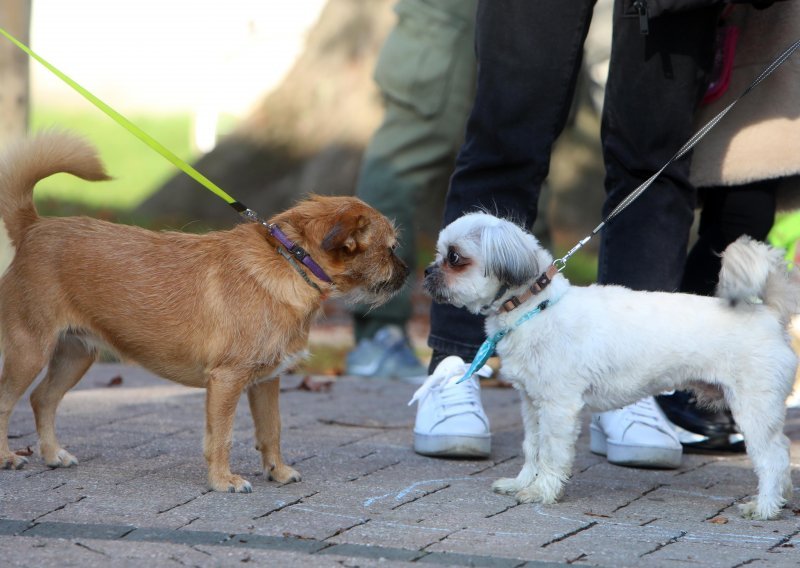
<box><xmin>493</xmin><ymin>392</ymin><xmax>539</xmax><ymax>496</ymax></box>
<box><xmin>514</xmin><ymin>395</ymin><xmax>583</xmax><ymax>504</ymax></box>
<box><xmin>729</xmin><ymin>390</ymin><xmax>791</xmax><ymax>520</ymax></box>
<box><xmin>778</xmin><ymin>434</ymin><xmax>794</xmax><ymax>503</ymax></box>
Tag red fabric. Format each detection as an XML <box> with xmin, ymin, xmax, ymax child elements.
<box><xmin>702</xmin><ymin>24</ymin><xmax>740</xmax><ymax>106</ymax></box>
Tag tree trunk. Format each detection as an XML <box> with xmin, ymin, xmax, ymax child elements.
<box><xmin>0</xmin><ymin>0</ymin><xmax>31</xmax><ymax>145</ymax></box>
<box><xmin>139</xmin><ymin>0</ymin><xmax>395</xmax><ymax>229</ymax></box>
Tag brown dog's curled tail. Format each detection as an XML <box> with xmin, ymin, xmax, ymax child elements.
<box><xmin>0</xmin><ymin>131</ymin><xmax>110</xmax><ymax>245</ymax></box>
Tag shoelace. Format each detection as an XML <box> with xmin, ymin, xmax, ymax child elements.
<box><xmin>618</xmin><ymin>398</ymin><xmax>678</xmax><ymax>440</ymax></box>
<box><xmin>437</xmin><ymin>376</ymin><xmax>483</xmax><ymax>415</ymax></box>
<box><xmin>408</xmin><ymin>363</ymin><xmax>492</xmax><ymax>408</ymax></box>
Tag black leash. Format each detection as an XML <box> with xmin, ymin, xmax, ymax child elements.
<box><xmin>554</xmin><ymin>38</ymin><xmax>800</xmax><ymax>270</ymax></box>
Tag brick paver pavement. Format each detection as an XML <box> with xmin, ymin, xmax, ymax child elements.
<box><xmin>1</xmin><ymin>363</ymin><xmax>799</xmax><ymax>567</ymax></box>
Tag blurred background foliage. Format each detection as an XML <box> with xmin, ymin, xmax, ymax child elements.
<box><xmin>2</xmin><ymin>0</ymin><xmax>608</xmax><ymax>371</ymax></box>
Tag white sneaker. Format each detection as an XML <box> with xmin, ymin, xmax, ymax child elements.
<box><xmin>408</xmin><ymin>356</ymin><xmax>492</xmax><ymax>458</ymax></box>
<box><xmin>590</xmin><ymin>397</ymin><xmax>682</xmax><ymax>469</ymax></box>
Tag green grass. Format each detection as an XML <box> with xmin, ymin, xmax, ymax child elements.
<box><xmin>30</xmin><ymin>106</ymin><xmax>197</xmax><ymax>212</ymax></box>
<box><xmin>555</xmin><ymin>248</ymin><xmax>598</xmax><ymax>285</ymax></box>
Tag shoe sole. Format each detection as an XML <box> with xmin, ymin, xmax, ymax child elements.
<box><xmin>589</xmin><ymin>426</ymin><xmax>682</xmax><ymax>469</ymax></box>
<box><xmin>671</xmin><ymin>422</ymin><xmax>747</xmax><ymax>453</ymax></box>
<box><xmin>414</xmin><ymin>433</ymin><xmax>491</xmax><ymax>458</ymax></box>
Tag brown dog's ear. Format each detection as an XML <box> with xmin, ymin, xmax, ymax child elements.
<box><xmin>321</xmin><ymin>214</ymin><xmax>368</xmax><ymax>253</ymax></box>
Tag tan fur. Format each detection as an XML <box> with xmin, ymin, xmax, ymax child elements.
<box><xmin>0</xmin><ymin>132</ymin><xmax>408</xmax><ymax>492</ymax></box>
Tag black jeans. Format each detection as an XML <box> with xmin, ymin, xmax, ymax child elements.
<box><xmin>428</xmin><ymin>0</ymin><xmax>720</xmax><ymax>360</ymax></box>
<box><xmin>682</xmin><ymin>180</ymin><xmax>778</xmax><ymax>297</ymax></box>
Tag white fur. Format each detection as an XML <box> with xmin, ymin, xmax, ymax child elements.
<box><xmin>425</xmin><ymin>213</ymin><xmax>799</xmax><ymax>520</ymax></box>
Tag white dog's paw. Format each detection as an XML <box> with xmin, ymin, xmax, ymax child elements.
<box><xmin>515</xmin><ymin>486</ymin><xmax>562</xmax><ymax>504</ymax></box>
<box><xmin>492</xmin><ymin>477</ymin><xmax>524</xmax><ymax>496</ymax></box>
<box><xmin>514</xmin><ymin>485</ymin><xmax>545</xmax><ymax>504</ymax></box>
<box><xmin>515</xmin><ymin>476</ymin><xmax>564</xmax><ymax>505</ymax></box>
<box><xmin>738</xmin><ymin>499</ymin><xmax>782</xmax><ymax>520</ymax></box>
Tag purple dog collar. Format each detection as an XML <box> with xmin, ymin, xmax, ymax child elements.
<box><xmin>268</xmin><ymin>224</ymin><xmax>332</xmax><ymax>284</ymax></box>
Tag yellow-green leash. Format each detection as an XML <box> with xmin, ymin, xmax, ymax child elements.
<box><xmin>0</xmin><ymin>26</ymin><xmax>257</xmax><ymax>220</ymax></box>
<box><xmin>0</xmin><ymin>26</ymin><xmax>337</xmax><ymax>287</ymax></box>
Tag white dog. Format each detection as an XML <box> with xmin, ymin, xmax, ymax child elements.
<box><xmin>423</xmin><ymin>212</ymin><xmax>799</xmax><ymax>520</ymax></box>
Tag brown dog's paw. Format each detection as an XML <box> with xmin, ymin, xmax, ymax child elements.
<box><xmin>268</xmin><ymin>464</ymin><xmax>301</xmax><ymax>484</ymax></box>
<box><xmin>209</xmin><ymin>474</ymin><xmax>253</xmax><ymax>493</ymax></box>
<box><xmin>1</xmin><ymin>452</ymin><xmax>28</xmax><ymax>470</ymax></box>
<box><xmin>43</xmin><ymin>448</ymin><xmax>79</xmax><ymax>468</ymax></box>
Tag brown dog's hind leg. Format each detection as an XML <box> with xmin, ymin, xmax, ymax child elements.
<box><xmin>0</xmin><ymin>336</ymin><xmax>51</xmax><ymax>469</ymax></box>
<box><xmin>247</xmin><ymin>378</ymin><xmax>300</xmax><ymax>484</ymax></box>
<box><xmin>204</xmin><ymin>369</ymin><xmax>252</xmax><ymax>493</ymax></box>
<box><xmin>30</xmin><ymin>334</ymin><xmax>97</xmax><ymax>467</ymax></box>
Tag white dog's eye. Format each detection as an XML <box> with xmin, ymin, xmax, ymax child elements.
<box><xmin>447</xmin><ymin>248</ymin><xmax>461</xmax><ymax>266</ymax></box>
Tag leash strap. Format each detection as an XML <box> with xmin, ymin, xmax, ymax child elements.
<box><xmin>457</xmin><ymin>297</ymin><xmax>556</xmax><ymax>384</ymax></box>
<box><xmin>0</xmin><ymin>27</ymin><xmax>334</xmax><ymax>288</ymax></box>
<box><xmin>269</xmin><ymin>225</ymin><xmax>333</xmax><ymax>283</ymax></box>
<box><xmin>0</xmin><ymin>27</ymin><xmax>241</xmax><ymax>211</ymax></box>
<box><xmin>554</xmin><ymin>37</ymin><xmax>800</xmax><ymax>271</ymax></box>
<box><xmin>276</xmin><ymin>246</ymin><xmax>323</xmax><ymax>293</ymax></box>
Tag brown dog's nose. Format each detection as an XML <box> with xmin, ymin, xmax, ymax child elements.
<box><xmin>424</xmin><ymin>265</ymin><xmax>435</xmax><ymax>278</ymax></box>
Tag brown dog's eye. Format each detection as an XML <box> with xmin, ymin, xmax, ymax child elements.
<box><xmin>447</xmin><ymin>248</ymin><xmax>462</xmax><ymax>266</ymax></box>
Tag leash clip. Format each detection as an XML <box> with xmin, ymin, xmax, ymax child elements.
<box><xmin>288</xmin><ymin>244</ymin><xmax>310</xmax><ymax>262</ymax></box>
<box><xmin>554</xmin><ymin>235</ymin><xmax>592</xmax><ymax>272</ymax></box>
<box><xmin>239</xmin><ymin>208</ymin><xmax>270</xmax><ymax>229</ymax></box>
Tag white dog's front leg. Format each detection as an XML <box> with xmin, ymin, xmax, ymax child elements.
<box><xmin>493</xmin><ymin>392</ymin><xmax>539</xmax><ymax>496</ymax></box>
<box><xmin>514</xmin><ymin>396</ymin><xmax>583</xmax><ymax>505</ymax></box>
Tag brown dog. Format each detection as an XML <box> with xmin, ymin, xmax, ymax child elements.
<box><xmin>0</xmin><ymin>132</ymin><xmax>408</xmax><ymax>492</ymax></box>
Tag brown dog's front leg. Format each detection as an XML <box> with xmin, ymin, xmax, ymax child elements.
<box><xmin>247</xmin><ymin>378</ymin><xmax>301</xmax><ymax>484</ymax></box>
<box><xmin>205</xmin><ymin>370</ymin><xmax>251</xmax><ymax>493</ymax></box>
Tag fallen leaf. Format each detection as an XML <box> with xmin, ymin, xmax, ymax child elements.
<box><xmin>318</xmin><ymin>418</ymin><xmax>406</xmax><ymax>429</ymax></box>
<box><xmin>708</xmin><ymin>516</ymin><xmax>728</xmax><ymax>524</ymax></box>
<box><xmin>106</xmin><ymin>375</ymin><xmax>123</xmax><ymax>387</ymax></box>
<box><xmin>482</xmin><ymin>378</ymin><xmax>514</xmax><ymax>389</ymax></box>
<box><xmin>297</xmin><ymin>375</ymin><xmax>335</xmax><ymax>392</ymax></box>
<box><xmin>14</xmin><ymin>446</ymin><xmax>33</xmax><ymax>457</ymax></box>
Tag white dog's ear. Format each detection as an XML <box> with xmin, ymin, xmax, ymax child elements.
<box><xmin>481</xmin><ymin>223</ymin><xmax>540</xmax><ymax>287</ymax></box>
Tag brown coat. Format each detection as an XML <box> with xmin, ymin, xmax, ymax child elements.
<box><xmin>690</xmin><ymin>2</ymin><xmax>800</xmax><ymax>206</ymax></box>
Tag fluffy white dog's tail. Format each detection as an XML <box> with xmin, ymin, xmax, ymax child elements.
<box><xmin>717</xmin><ymin>235</ymin><xmax>800</xmax><ymax>325</ymax></box>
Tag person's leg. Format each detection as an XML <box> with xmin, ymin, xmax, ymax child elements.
<box><xmin>415</xmin><ymin>0</ymin><xmax>595</xmax><ymax>459</ymax></box>
<box><xmin>593</xmin><ymin>2</ymin><xmax>721</xmax><ymax>468</ymax></box>
<box><xmin>682</xmin><ymin>180</ymin><xmax>778</xmax><ymax>296</ymax></box>
<box><xmin>599</xmin><ymin>6</ymin><xmax>720</xmax><ymax>291</ymax></box>
<box><xmin>349</xmin><ymin>0</ymin><xmax>477</xmax><ymax>380</ymax></box>
<box><xmin>428</xmin><ymin>0</ymin><xmax>596</xmax><ymax>365</ymax></box>
<box><xmin>657</xmin><ymin>179</ymin><xmax>779</xmax><ymax>451</ymax></box>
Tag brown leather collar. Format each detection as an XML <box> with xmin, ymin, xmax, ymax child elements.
<box><xmin>499</xmin><ymin>264</ymin><xmax>559</xmax><ymax>313</ymax></box>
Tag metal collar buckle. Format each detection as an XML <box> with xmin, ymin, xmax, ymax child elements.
<box><xmin>268</xmin><ymin>223</ymin><xmax>333</xmax><ymax>285</ymax></box>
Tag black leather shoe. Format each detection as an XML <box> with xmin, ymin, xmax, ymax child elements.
<box><xmin>655</xmin><ymin>390</ymin><xmax>746</xmax><ymax>453</ymax></box>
